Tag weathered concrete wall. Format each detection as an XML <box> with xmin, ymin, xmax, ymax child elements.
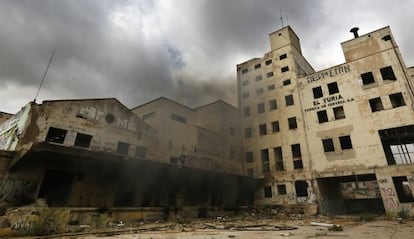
<box><xmin>0</xmin><ymin>104</ymin><xmax>31</xmax><ymax>151</ymax></box>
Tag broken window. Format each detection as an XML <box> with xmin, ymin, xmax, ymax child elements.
<box><xmin>259</xmin><ymin>123</ymin><xmax>267</xmax><ymax>135</ymax></box>
<box><xmin>369</xmin><ymin>97</ymin><xmax>384</xmax><ymax>112</ymax></box>
<box><xmin>255</xmin><ymin>75</ymin><xmax>262</xmax><ymax>82</ymax></box>
<box><xmin>245</xmin><ymin>151</ymin><xmax>254</xmax><ymax>163</ymax></box>
<box><xmin>333</xmin><ymin>106</ymin><xmax>346</xmax><ymax>120</ymax></box>
<box><xmin>322</xmin><ymin>138</ymin><xmax>334</xmax><ymax>152</ymax></box>
<box><xmin>277</xmin><ymin>184</ymin><xmax>287</xmax><ymax>195</ymax></box>
<box><xmin>361</xmin><ymin>71</ymin><xmax>375</xmax><ymax>85</ymax></box>
<box><xmin>281</xmin><ymin>66</ymin><xmax>289</xmax><ymax>73</ymax></box>
<box><xmin>265</xmin><ymin>59</ymin><xmax>272</xmax><ymax>65</ymax></box>
<box><xmin>241</xmin><ymin>68</ymin><xmax>248</xmax><ymax>74</ymax></box>
<box><xmin>45</xmin><ymin>127</ymin><xmax>67</xmax><ymax>144</ymax></box>
<box><xmin>264</xmin><ymin>186</ymin><xmax>273</xmax><ymax>198</ymax></box>
<box><xmin>256</xmin><ymin>88</ymin><xmax>264</xmax><ymax>95</ymax></box>
<box><xmin>135</xmin><ymin>145</ymin><xmax>147</xmax><ymax>158</ymax></box>
<box><xmin>269</xmin><ymin>99</ymin><xmax>277</xmax><ymax>110</ymax></box>
<box><xmin>295</xmin><ymin>181</ymin><xmax>309</xmax><ymax>197</ymax></box>
<box><xmin>242</xmin><ymin>92</ymin><xmax>249</xmax><ymax>99</ymax></box>
<box><xmin>279</xmin><ymin>53</ymin><xmax>287</xmax><ymax>60</ymax></box>
<box><xmin>283</xmin><ymin>79</ymin><xmax>291</xmax><ymax>86</ymax></box>
<box><xmin>339</xmin><ymin>135</ymin><xmax>353</xmax><ymax>150</ymax></box>
<box><xmin>257</xmin><ymin>103</ymin><xmax>265</xmax><ymax>113</ymax></box>
<box><xmin>313</xmin><ymin>86</ymin><xmax>323</xmax><ymax>99</ymax></box>
<box><xmin>328</xmin><ymin>82</ymin><xmax>339</xmax><ymax>94</ymax></box>
<box><xmin>317</xmin><ymin>110</ymin><xmax>328</xmax><ymax>123</ymax></box>
<box><xmin>267</xmin><ymin>84</ymin><xmax>275</xmax><ymax>91</ymax></box>
<box><xmin>171</xmin><ymin>113</ymin><xmax>187</xmax><ymax>123</ymax></box>
<box><xmin>117</xmin><ymin>141</ymin><xmax>130</xmax><ymax>155</ymax></box>
<box><xmin>392</xmin><ymin>176</ymin><xmax>414</xmax><ymax>202</ymax></box>
<box><xmin>244</xmin><ymin>128</ymin><xmax>252</xmax><ymax>138</ymax></box>
<box><xmin>389</xmin><ymin>92</ymin><xmax>406</xmax><ymax>108</ymax></box>
<box><xmin>243</xmin><ymin>106</ymin><xmax>251</xmax><ymax>117</ymax></box>
<box><xmin>74</xmin><ymin>133</ymin><xmax>92</xmax><ymax>148</ymax></box>
<box><xmin>380</xmin><ymin>66</ymin><xmax>397</xmax><ymax>81</ymax></box>
<box><xmin>242</xmin><ymin>80</ymin><xmax>249</xmax><ymax>86</ymax></box>
<box><xmin>288</xmin><ymin>117</ymin><xmax>297</xmax><ymax>129</ymax></box>
<box><xmin>292</xmin><ymin>144</ymin><xmax>303</xmax><ymax>169</ymax></box>
<box><xmin>266</xmin><ymin>72</ymin><xmax>274</xmax><ymax>78</ymax></box>
<box><xmin>255</xmin><ymin>63</ymin><xmax>261</xmax><ymax>69</ymax></box>
<box><xmin>390</xmin><ymin>144</ymin><xmax>414</xmax><ymax>164</ymax></box>
<box><xmin>271</xmin><ymin>121</ymin><xmax>280</xmax><ymax>133</ymax></box>
<box><xmin>285</xmin><ymin>95</ymin><xmax>294</xmax><ymax>106</ymax></box>
<box><xmin>274</xmin><ymin>147</ymin><xmax>284</xmax><ymax>171</ymax></box>
<box><xmin>261</xmin><ymin>149</ymin><xmax>270</xmax><ymax>173</ymax></box>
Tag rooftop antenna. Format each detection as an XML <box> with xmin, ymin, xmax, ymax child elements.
<box><xmin>34</xmin><ymin>48</ymin><xmax>55</xmax><ymax>103</ymax></box>
<box><xmin>280</xmin><ymin>9</ymin><xmax>284</xmax><ymax>28</ymax></box>
<box><xmin>285</xmin><ymin>13</ymin><xmax>289</xmax><ymax>26</ymax></box>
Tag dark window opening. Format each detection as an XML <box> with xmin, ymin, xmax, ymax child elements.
<box><xmin>313</xmin><ymin>86</ymin><xmax>323</xmax><ymax>99</ymax></box>
<box><xmin>291</xmin><ymin>144</ymin><xmax>301</xmax><ymax>158</ymax></box>
<box><xmin>322</xmin><ymin>138</ymin><xmax>334</xmax><ymax>152</ymax></box>
<box><xmin>361</xmin><ymin>72</ymin><xmax>375</xmax><ymax>85</ymax></box>
<box><xmin>105</xmin><ymin>114</ymin><xmax>115</xmax><ymax>123</ymax></box>
<box><xmin>295</xmin><ymin>181</ymin><xmax>309</xmax><ymax>197</ymax></box>
<box><xmin>136</xmin><ymin>145</ymin><xmax>147</xmax><ymax>158</ymax></box>
<box><xmin>279</xmin><ymin>54</ymin><xmax>287</xmax><ymax>60</ymax></box>
<box><xmin>117</xmin><ymin>141</ymin><xmax>130</xmax><ymax>155</ymax></box>
<box><xmin>369</xmin><ymin>98</ymin><xmax>384</xmax><ymax>112</ymax></box>
<box><xmin>245</xmin><ymin>151</ymin><xmax>254</xmax><ymax>163</ymax></box>
<box><xmin>271</xmin><ymin>121</ymin><xmax>280</xmax><ymax>133</ymax></box>
<box><xmin>259</xmin><ymin>123</ymin><xmax>267</xmax><ymax>135</ymax></box>
<box><xmin>274</xmin><ymin>147</ymin><xmax>284</xmax><ymax>171</ymax></box>
<box><xmin>277</xmin><ymin>184</ymin><xmax>287</xmax><ymax>195</ymax></box>
<box><xmin>255</xmin><ymin>75</ymin><xmax>262</xmax><ymax>81</ymax></box>
<box><xmin>285</xmin><ymin>95</ymin><xmax>294</xmax><ymax>106</ymax></box>
<box><xmin>266</xmin><ymin>72</ymin><xmax>274</xmax><ymax>78</ymax></box>
<box><xmin>269</xmin><ymin>99</ymin><xmax>277</xmax><ymax>110</ymax></box>
<box><xmin>281</xmin><ymin>66</ymin><xmax>289</xmax><ymax>73</ymax></box>
<box><xmin>243</xmin><ymin>106</ymin><xmax>251</xmax><ymax>117</ymax></box>
<box><xmin>46</xmin><ymin>127</ymin><xmax>67</xmax><ymax>144</ymax></box>
<box><xmin>380</xmin><ymin>66</ymin><xmax>397</xmax><ymax>81</ymax></box>
<box><xmin>244</xmin><ymin>128</ymin><xmax>252</xmax><ymax>138</ymax></box>
<box><xmin>265</xmin><ymin>59</ymin><xmax>272</xmax><ymax>65</ymax></box>
<box><xmin>288</xmin><ymin>117</ymin><xmax>297</xmax><ymax>129</ymax></box>
<box><xmin>241</xmin><ymin>69</ymin><xmax>248</xmax><ymax>74</ymax></box>
<box><xmin>257</xmin><ymin>103</ymin><xmax>265</xmax><ymax>113</ymax></box>
<box><xmin>392</xmin><ymin>176</ymin><xmax>414</xmax><ymax>202</ymax></box>
<box><xmin>389</xmin><ymin>92</ymin><xmax>406</xmax><ymax>108</ymax></box>
<box><xmin>283</xmin><ymin>79</ymin><xmax>291</xmax><ymax>86</ymax></box>
<box><xmin>293</xmin><ymin>159</ymin><xmax>303</xmax><ymax>169</ymax></box>
<box><xmin>171</xmin><ymin>113</ymin><xmax>187</xmax><ymax>123</ymax></box>
<box><xmin>38</xmin><ymin>170</ymin><xmax>74</xmax><ymax>206</ymax></box>
<box><xmin>264</xmin><ymin>186</ymin><xmax>272</xmax><ymax>198</ymax></box>
<box><xmin>254</xmin><ymin>63</ymin><xmax>261</xmax><ymax>69</ymax></box>
<box><xmin>339</xmin><ymin>135</ymin><xmax>353</xmax><ymax>150</ymax></box>
<box><xmin>268</xmin><ymin>84</ymin><xmax>275</xmax><ymax>91</ymax></box>
<box><xmin>333</xmin><ymin>106</ymin><xmax>346</xmax><ymax>120</ymax></box>
<box><xmin>317</xmin><ymin>110</ymin><xmax>328</xmax><ymax>123</ymax></box>
<box><xmin>261</xmin><ymin>149</ymin><xmax>270</xmax><ymax>173</ymax></box>
<box><xmin>328</xmin><ymin>82</ymin><xmax>339</xmax><ymax>94</ymax></box>
<box><xmin>74</xmin><ymin>133</ymin><xmax>92</xmax><ymax>148</ymax></box>
<box><xmin>382</xmin><ymin>35</ymin><xmax>392</xmax><ymax>41</ymax></box>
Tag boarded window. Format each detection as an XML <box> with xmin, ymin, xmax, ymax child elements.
<box><xmin>339</xmin><ymin>135</ymin><xmax>353</xmax><ymax>150</ymax></box>
<box><xmin>243</xmin><ymin>106</ymin><xmax>251</xmax><ymax>117</ymax></box>
<box><xmin>264</xmin><ymin>186</ymin><xmax>272</xmax><ymax>198</ymax></box>
<box><xmin>117</xmin><ymin>142</ymin><xmax>130</xmax><ymax>155</ymax></box>
<box><xmin>171</xmin><ymin>113</ymin><xmax>187</xmax><ymax>123</ymax></box>
<box><xmin>288</xmin><ymin>117</ymin><xmax>297</xmax><ymax>129</ymax></box>
<box><xmin>245</xmin><ymin>151</ymin><xmax>254</xmax><ymax>163</ymax></box>
<box><xmin>261</xmin><ymin>149</ymin><xmax>270</xmax><ymax>173</ymax></box>
<box><xmin>254</xmin><ymin>63</ymin><xmax>262</xmax><ymax>69</ymax></box>
<box><xmin>271</xmin><ymin>121</ymin><xmax>280</xmax><ymax>133</ymax></box>
<box><xmin>265</xmin><ymin>59</ymin><xmax>272</xmax><ymax>65</ymax></box>
<box><xmin>46</xmin><ymin>127</ymin><xmax>67</xmax><ymax>144</ymax></box>
<box><xmin>369</xmin><ymin>97</ymin><xmax>384</xmax><ymax>112</ymax></box>
<box><xmin>257</xmin><ymin>103</ymin><xmax>265</xmax><ymax>113</ymax></box>
<box><xmin>322</xmin><ymin>138</ymin><xmax>334</xmax><ymax>152</ymax></box>
<box><xmin>317</xmin><ymin>110</ymin><xmax>328</xmax><ymax>123</ymax></box>
<box><xmin>74</xmin><ymin>133</ymin><xmax>92</xmax><ymax>148</ymax></box>
<box><xmin>333</xmin><ymin>106</ymin><xmax>346</xmax><ymax>120</ymax></box>
<box><xmin>328</xmin><ymin>82</ymin><xmax>339</xmax><ymax>94</ymax></box>
<box><xmin>285</xmin><ymin>95</ymin><xmax>294</xmax><ymax>106</ymax></box>
<box><xmin>281</xmin><ymin>66</ymin><xmax>289</xmax><ymax>72</ymax></box>
<box><xmin>361</xmin><ymin>72</ymin><xmax>375</xmax><ymax>85</ymax></box>
<box><xmin>392</xmin><ymin>176</ymin><xmax>414</xmax><ymax>202</ymax></box>
<box><xmin>135</xmin><ymin>145</ymin><xmax>147</xmax><ymax>158</ymax></box>
<box><xmin>259</xmin><ymin>123</ymin><xmax>267</xmax><ymax>135</ymax></box>
<box><xmin>244</xmin><ymin>128</ymin><xmax>252</xmax><ymax>138</ymax></box>
<box><xmin>283</xmin><ymin>79</ymin><xmax>291</xmax><ymax>86</ymax></box>
<box><xmin>389</xmin><ymin>92</ymin><xmax>406</xmax><ymax>108</ymax></box>
<box><xmin>279</xmin><ymin>54</ymin><xmax>287</xmax><ymax>60</ymax></box>
<box><xmin>269</xmin><ymin>99</ymin><xmax>277</xmax><ymax>110</ymax></box>
<box><xmin>277</xmin><ymin>184</ymin><xmax>287</xmax><ymax>195</ymax></box>
<box><xmin>266</xmin><ymin>72</ymin><xmax>274</xmax><ymax>78</ymax></box>
<box><xmin>380</xmin><ymin>66</ymin><xmax>397</xmax><ymax>81</ymax></box>
<box><xmin>313</xmin><ymin>86</ymin><xmax>323</xmax><ymax>98</ymax></box>
<box><xmin>274</xmin><ymin>147</ymin><xmax>284</xmax><ymax>171</ymax></box>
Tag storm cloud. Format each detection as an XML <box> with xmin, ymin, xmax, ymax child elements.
<box><xmin>1</xmin><ymin>0</ymin><xmax>414</xmax><ymax>113</ymax></box>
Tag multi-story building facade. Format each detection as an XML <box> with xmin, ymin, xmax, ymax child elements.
<box><xmin>237</xmin><ymin>25</ymin><xmax>414</xmax><ymax>216</ymax></box>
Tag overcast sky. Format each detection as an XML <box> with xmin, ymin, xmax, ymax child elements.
<box><xmin>1</xmin><ymin>0</ymin><xmax>414</xmax><ymax>114</ymax></box>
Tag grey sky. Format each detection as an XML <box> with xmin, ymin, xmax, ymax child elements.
<box><xmin>1</xmin><ymin>0</ymin><xmax>414</xmax><ymax>113</ymax></box>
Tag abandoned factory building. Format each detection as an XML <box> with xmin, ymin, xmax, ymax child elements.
<box><xmin>1</xmin><ymin>24</ymin><xmax>414</xmax><ymax>219</ymax></box>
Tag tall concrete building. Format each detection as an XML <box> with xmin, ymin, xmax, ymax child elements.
<box><xmin>237</xmin><ymin>26</ymin><xmax>414</xmax><ymax>216</ymax></box>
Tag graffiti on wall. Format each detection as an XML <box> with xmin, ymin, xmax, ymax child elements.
<box><xmin>0</xmin><ymin>179</ymin><xmax>38</xmax><ymax>205</ymax></box>
<box><xmin>0</xmin><ymin>104</ymin><xmax>31</xmax><ymax>150</ymax></box>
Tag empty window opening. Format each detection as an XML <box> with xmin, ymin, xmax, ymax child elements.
<box><xmin>333</xmin><ymin>106</ymin><xmax>346</xmax><ymax>120</ymax></box>
<box><xmin>380</xmin><ymin>66</ymin><xmax>397</xmax><ymax>81</ymax></box>
<box><xmin>259</xmin><ymin>124</ymin><xmax>267</xmax><ymax>135</ymax></box>
<box><xmin>339</xmin><ymin>135</ymin><xmax>353</xmax><ymax>150</ymax></box>
<box><xmin>328</xmin><ymin>82</ymin><xmax>339</xmax><ymax>94</ymax></box>
<box><xmin>361</xmin><ymin>72</ymin><xmax>375</xmax><ymax>85</ymax></box>
<box><xmin>382</xmin><ymin>35</ymin><xmax>392</xmax><ymax>41</ymax></box>
<box><xmin>285</xmin><ymin>95</ymin><xmax>294</xmax><ymax>106</ymax></box>
<box><xmin>265</xmin><ymin>59</ymin><xmax>272</xmax><ymax>65</ymax></box>
<box><xmin>281</xmin><ymin>66</ymin><xmax>289</xmax><ymax>73</ymax></box>
<box><xmin>241</xmin><ymin>69</ymin><xmax>248</xmax><ymax>74</ymax></box>
<box><xmin>288</xmin><ymin>117</ymin><xmax>297</xmax><ymax>129</ymax></box>
<box><xmin>322</xmin><ymin>138</ymin><xmax>334</xmax><ymax>152</ymax></box>
<box><xmin>271</xmin><ymin>121</ymin><xmax>280</xmax><ymax>133</ymax></box>
<box><xmin>244</xmin><ymin>128</ymin><xmax>252</xmax><ymax>138</ymax></box>
<box><xmin>254</xmin><ymin>63</ymin><xmax>261</xmax><ymax>69</ymax></box>
<box><xmin>277</xmin><ymin>184</ymin><xmax>287</xmax><ymax>195</ymax></box>
<box><xmin>268</xmin><ymin>84</ymin><xmax>275</xmax><ymax>91</ymax></box>
<box><xmin>117</xmin><ymin>141</ymin><xmax>130</xmax><ymax>155</ymax></box>
<box><xmin>46</xmin><ymin>127</ymin><xmax>67</xmax><ymax>144</ymax></box>
<box><xmin>74</xmin><ymin>133</ymin><xmax>92</xmax><ymax>148</ymax></box>
<box><xmin>261</xmin><ymin>149</ymin><xmax>270</xmax><ymax>173</ymax></box>
<box><xmin>136</xmin><ymin>145</ymin><xmax>147</xmax><ymax>158</ymax></box>
<box><xmin>392</xmin><ymin>176</ymin><xmax>414</xmax><ymax>202</ymax></box>
<box><xmin>295</xmin><ymin>181</ymin><xmax>309</xmax><ymax>197</ymax></box>
<box><xmin>257</xmin><ymin>103</ymin><xmax>265</xmax><ymax>113</ymax></box>
<box><xmin>317</xmin><ymin>110</ymin><xmax>328</xmax><ymax>123</ymax></box>
<box><xmin>255</xmin><ymin>75</ymin><xmax>262</xmax><ymax>82</ymax></box>
<box><xmin>264</xmin><ymin>186</ymin><xmax>273</xmax><ymax>198</ymax></box>
<box><xmin>292</xmin><ymin>144</ymin><xmax>303</xmax><ymax>169</ymax></box>
<box><xmin>293</xmin><ymin>159</ymin><xmax>303</xmax><ymax>169</ymax></box>
<box><xmin>274</xmin><ymin>147</ymin><xmax>284</xmax><ymax>171</ymax></box>
<box><xmin>142</xmin><ymin>111</ymin><xmax>156</xmax><ymax>120</ymax></box>
<box><xmin>242</xmin><ymin>80</ymin><xmax>249</xmax><ymax>86</ymax></box>
<box><xmin>243</xmin><ymin>106</ymin><xmax>251</xmax><ymax>117</ymax></box>
<box><xmin>266</xmin><ymin>72</ymin><xmax>274</xmax><ymax>78</ymax></box>
<box><xmin>279</xmin><ymin>54</ymin><xmax>287</xmax><ymax>60</ymax></box>
<box><xmin>256</xmin><ymin>88</ymin><xmax>264</xmax><ymax>95</ymax></box>
<box><xmin>313</xmin><ymin>86</ymin><xmax>323</xmax><ymax>99</ymax></box>
<box><xmin>389</xmin><ymin>92</ymin><xmax>406</xmax><ymax>108</ymax></box>
<box><xmin>171</xmin><ymin>113</ymin><xmax>187</xmax><ymax>123</ymax></box>
<box><xmin>369</xmin><ymin>98</ymin><xmax>384</xmax><ymax>112</ymax></box>
<box><xmin>245</xmin><ymin>151</ymin><xmax>254</xmax><ymax>163</ymax></box>
<box><xmin>390</xmin><ymin>144</ymin><xmax>414</xmax><ymax>164</ymax></box>
<box><xmin>242</xmin><ymin>92</ymin><xmax>249</xmax><ymax>99</ymax></box>
<box><xmin>269</xmin><ymin>99</ymin><xmax>277</xmax><ymax>110</ymax></box>
<box><xmin>38</xmin><ymin>170</ymin><xmax>74</xmax><ymax>206</ymax></box>
<box><xmin>283</xmin><ymin>79</ymin><xmax>291</xmax><ymax>86</ymax></box>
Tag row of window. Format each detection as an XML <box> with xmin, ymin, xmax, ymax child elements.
<box><xmin>241</xmin><ymin>53</ymin><xmax>288</xmax><ymax>75</ymax></box>
<box><xmin>317</xmin><ymin>106</ymin><xmax>345</xmax><ymax>123</ymax></box>
<box><xmin>369</xmin><ymin>92</ymin><xmax>406</xmax><ymax>112</ymax></box>
<box><xmin>313</xmin><ymin>82</ymin><xmax>339</xmax><ymax>99</ymax></box>
<box><xmin>245</xmin><ymin>117</ymin><xmax>297</xmax><ymax>138</ymax></box>
<box><xmin>263</xmin><ymin>181</ymin><xmax>309</xmax><ymax>198</ymax></box>
<box><xmin>322</xmin><ymin>135</ymin><xmax>353</xmax><ymax>152</ymax></box>
<box><xmin>243</xmin><ymin>95</ymin><xmax>294</xmax><ymax>116</ymax></box>
<box><xmin>241</xmin><ymin>68</ymin><xmax>290</xmax><ymax>89</ymax></box>
<box><xmin>361</xmin><ymin>65</ymin><xmax>397</xmax><ymax>85</ymax></box>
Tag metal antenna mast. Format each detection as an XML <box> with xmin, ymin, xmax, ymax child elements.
<box><xmin>280</xmin><ymin>9</ymin><xmax>284</xmax><ymax>27</ymax></box>
<box><xmin>34</xmin><ymin>48</ymin><xmax>55</xmax><ymax>103</ymax></box>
